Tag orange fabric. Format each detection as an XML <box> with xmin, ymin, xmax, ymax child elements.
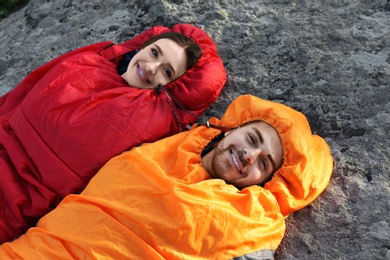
<box><xmin>209</xmin><ymin>95</ymin><xmax>334</xmax><ymax>216</ymax></box>
<box><xmin>0</xmin><ymin>95</ymin><xmax>333</xmax><ymax>259</ymax></box>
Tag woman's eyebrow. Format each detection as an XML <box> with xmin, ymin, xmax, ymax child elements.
<box><xmin>154</xmin><ymin>44</ymin><xmax>176</xmax><ymax>77</ymax></box>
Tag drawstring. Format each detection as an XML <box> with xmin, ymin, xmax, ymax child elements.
<box><xmin>156</xmin><ymin>84</ymin><xmax>201</xmax><ymax>120</ymax></box>
<box><xmin>204</xmin><ymin>121</ymin><xmax>233</xmax><ymax>131</ymax></box>
<box><xmin>155</xmin><ymin>84</ymin><xmax>201</xmax><ymax>133</ymax></box>
<box><xmin>155</xmin><ymin>84</ymin><xmax>234</xmax><ymax>133</ymax></box>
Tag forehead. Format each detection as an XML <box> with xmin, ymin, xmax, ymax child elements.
<box><xmin>241</xmin><ymin>121</ymin><xmax>276</xmax><ymax>133</ymax></box>
<box><xmin>150</xmin><ymin>38</ymin><xmax>183</xmax><ymax>52</ymax></box>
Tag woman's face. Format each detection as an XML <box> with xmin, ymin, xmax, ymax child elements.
<box><xmin>121</xmin><ymin>38</ymin><xmax>188</xmax><ymax>89</ymax></box>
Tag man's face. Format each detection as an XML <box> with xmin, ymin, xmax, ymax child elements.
<box><xmin>202</xmin><ymin>121</ymin><xmax>284</xmax><ymax>188</ymax></box>
<box><xmin>121</xmin><ymin>38</ymin><xmax>188</xmax><ymax>89</ymax></box>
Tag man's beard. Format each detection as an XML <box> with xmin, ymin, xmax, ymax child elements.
<box><xmin>210</xmin><ymin>143</ymin><xmax>245</xmax><ymax>182</ymax></box>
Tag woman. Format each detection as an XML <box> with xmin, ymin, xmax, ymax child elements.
<box><xmin>0</xmin><ymin>24</ymin><xmax>226</xmax><ymax>243</ymax></box>
<box><xmin>117</xmin><ymin>31</ymin><xmax>202</xmax><ymax>89</ymax></box>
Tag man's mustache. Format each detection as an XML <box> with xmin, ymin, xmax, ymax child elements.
<box><xmin>235</xmin><ymin>149</ymin><xmax>247</xmax><ymax>168</ymax></box>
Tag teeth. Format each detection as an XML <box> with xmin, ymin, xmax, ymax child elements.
<box><xmin>137</xmin><ymin>64</ymin><xmax>147</xmax><ymax>81</ymax></box>
<box><xmin>231</xmin><ymin>152</ymin><xmax>241</xmax><ymax>173</ymax></box>
<box><xmin>139</xmin><ymin>67</ymin><xmax>146</xmax><ymax>79</ymax></box>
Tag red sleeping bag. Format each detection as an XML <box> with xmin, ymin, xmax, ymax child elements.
<box><xmin>0</xmin><ymin>24</ymin><xmax>226</xmax><ymax>243</ymax></box>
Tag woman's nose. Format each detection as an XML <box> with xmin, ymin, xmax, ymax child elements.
<box><xmin>145</xmin><ymin>62</ymin><xmax>160</xmax><ymax>74</ymax></box>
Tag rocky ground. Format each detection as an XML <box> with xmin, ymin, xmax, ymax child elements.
<box><xmin>1</xmin><ymin>0</ymin><xmax>389</xmax><ymax>259</ymax></box>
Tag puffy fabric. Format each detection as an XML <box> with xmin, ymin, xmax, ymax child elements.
<box><xmin>0</xmin><ymin>95</ymin><xmax>333</xmax><ymax>259</ymax></box>
<box><xmin>0</xmin><ymin>24</ymin><xmax>226</xmax><ymax>243</ymax></box>
<box><xmin>209</xmin><ymin>95</ymin><xmax>334</xmax><ymax>216</ymax></box>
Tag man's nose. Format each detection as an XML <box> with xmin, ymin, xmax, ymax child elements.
<box><xmin>243</xmin><ymin>147</ymin><xmax>261</xmax><ymax>165</ymax></box>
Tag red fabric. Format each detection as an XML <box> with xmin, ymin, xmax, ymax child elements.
<box><xmin>0</xmin><ymin>24</ymin><xmax>226</xmax><ymax>243</ymax></box>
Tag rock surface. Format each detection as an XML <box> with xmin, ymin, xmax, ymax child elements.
<box><xmin>1</xmin><ymin>0</ymin><xmax>389</xmax><ymax>259</ymax></box>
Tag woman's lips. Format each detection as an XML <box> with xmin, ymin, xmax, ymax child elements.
<box><xmin>136</xmin><ymin>64</ymin><xmax>150</xmax><ymax>83</ymax></box>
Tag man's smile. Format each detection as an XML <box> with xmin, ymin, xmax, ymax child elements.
<box><xmin>230</xmin><ymin>149</ymin><xmax>243</xmax><ymax>175</ymax></box>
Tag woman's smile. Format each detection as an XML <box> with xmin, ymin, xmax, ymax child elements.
<box><xmin>136</xmin><ymin>64</ymin><xmax>150</xmax><ymax>84</ymax></box>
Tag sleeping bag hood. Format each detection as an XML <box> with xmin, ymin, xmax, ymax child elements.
<box><xmin>208</xmin><ymin>95</ymin><xmax>334</xmax><ymax>216</ymax></box>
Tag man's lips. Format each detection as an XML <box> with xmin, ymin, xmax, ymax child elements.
<box><xmin>230</xmin><ymin>149</ymin><xmax>243</xmax><ymax>175</ymax></box>
<box><xmin>136</xmin><ymin>64</ymin><xmax>151</xmax><ymax>83</ymax></box>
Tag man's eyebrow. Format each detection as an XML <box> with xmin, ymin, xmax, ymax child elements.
<box><xmin>267</xmin><ymin>154</ymin><xmax>277</xmax><ymax>172</ymax></box>
<box><xmin>154</xmin><ymin>44</ymin><xmax>176</xmax><ymax>77</ymax></box>
<box><xmin>252</xmin><ymin>127</ymin><xmax>264</xmax><ymax>144</ymax></box>
<box><xmin>253</xmin><ymin>127</ymin><xmax>277</xmax><ymax>171</ymax></box>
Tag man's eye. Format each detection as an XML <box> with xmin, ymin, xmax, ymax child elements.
<box><xmin>248</xmin><ymin>134</ymin><xmax>256</xmax><ymax>145</ymax></box>
<box><xmin>260</xmin><ymin>158</ymin><xmax>267</xmax><ymax>170</ymax></box>
<box><xmin>151</xmin><ymin>48</ymin><xmax>158</xmax><ymax>58</ymax></box>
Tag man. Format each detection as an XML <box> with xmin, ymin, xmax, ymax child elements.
<box><xmin>201</xmin><ymin>120</ymin><xmax>284</xmax><ymax>189</ymax></box>
<box><xmin>0</xmin><ymin>95</ymin><xmax>333</xmax><ymax>260</ymax></box>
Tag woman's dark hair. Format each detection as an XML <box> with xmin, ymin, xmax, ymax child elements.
<box><xmin>141</xmin><ymin>32</ymin><xmax>202</xmax><ymax>70</ymax></box>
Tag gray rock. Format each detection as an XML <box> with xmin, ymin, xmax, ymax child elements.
<box><xmin>1</xmin><ymin>0</ymin><xmax>389</xmax><ymax>259</ymax></box>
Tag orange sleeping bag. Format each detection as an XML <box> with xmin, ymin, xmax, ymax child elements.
<box><xmin>0</xmin><ymin>95</ymin><xmax>333</xmax><ymax>259</ymax></box>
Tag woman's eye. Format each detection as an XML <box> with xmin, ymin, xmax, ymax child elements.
<box><xmin>151</xmin><ymin>48</ymin><xmax>158</xmax><ymax>58</ymax></box>
<box><xmin>164</xmin><ymin>68</ymin><xmax>172</xmax><ymax>78</ymax></box>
